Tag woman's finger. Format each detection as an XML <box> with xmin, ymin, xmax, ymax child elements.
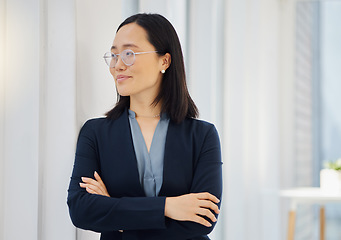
<box><xmin>81</xmin><ymin>177</ymin><xmax>97</xmax><ymax>185</ymax></box>
<box><xmin>94</xmin><ymin>171</ymin><xmax>103</xmax><ymax>183</ymax></box>
<box><xmin>85</xmin><ymin>186</ymin><xmax>97</xmax><ymax>194</ymax></box>
<box><xmin>87</xmin><ymin>183</ymin><xmax>102</xmax><ymax>194</ymax></box>
<box><xmin>196</xmin><ymin>208</ymin><xmax>217</xmax><ymax>223</ymax></box>
<box><xmin>198</xmin><ymin>199</ymin><xmax>220</xmax><ymax>214</ymax></box>
<box><xmin>80</xmin><ymin>173</ymin><xmax>110</xmax><ymax>197</ymax></box>
<box><xmin>80</xmin><ymin>183</ymin><xmax>103</xmax><ymax>195</ymax></box>
<box><xmin>82</xmin><ymin>177</ymin><xmax>105</xmax><ymax>193</ymax></box>
<box><xmin>93</xmin><ymin>172</ymin><xmax>110</xmax><ymax>196</ymax></box>
<box><xmin>196</xmin><ymin>192</ymin><xmax>220</xmax><ymax>203</ymax></box>
<box><xmin>79</xmin><ymin>182</ymin><xmax>97</xmax><ymax>195</ymax></box>
<box><xmin>88</xmin><ymin>184</ymin><xmax>103</xmax><ymax>194</ymax></box>
<box><xmin>191</xmin><ymin>214</ymin><xmax>212</xmax><ymax>227</ymax></box>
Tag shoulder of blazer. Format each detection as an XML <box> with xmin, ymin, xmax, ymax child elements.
<box><xmin>166</xmin><ymin>117</ymin><xmax>219</xmax><ymax>160</ymax></box>
<box><xmin>183</xmin><ymin>117</ymin><xmax>215</xmax><ymax>129</ymax></box>
<box><xmin>80</xmin><ymin>110</ymin><xmax>130</xmax><ymax>133</ymax></box>
<box><xmin>170</xmin><ymin>117</ymin><xmax>216</xmax><ymax>137</ymax></box>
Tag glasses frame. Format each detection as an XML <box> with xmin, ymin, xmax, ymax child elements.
<box><xmin>103</xmin><ymin>49</ymin><xmax>158</xmax><ymax>68</ymax></box>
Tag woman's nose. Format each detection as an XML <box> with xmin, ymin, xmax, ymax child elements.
<box><xmin>114</xmin><ymin>56</ymin><xmax>126</xmax><ymax>70</ymax></box>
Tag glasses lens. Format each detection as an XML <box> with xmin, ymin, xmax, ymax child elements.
<box><xmin>104</xmin><ymin>52</ymin><xmax>117</xmax><ymax>68</ymax></box>
<box><xmin>122</xmin><ymin>49</ymin><xmax>135</xmax><ymax>66</ymax></box>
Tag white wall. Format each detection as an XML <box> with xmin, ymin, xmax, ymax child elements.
<box><xmin>223</xmin><ymin>0</ymin><xmax>282</xmax><ymax>239</ymax></box>
<box><xmin>279</xmin><ymin>0</ymin><xmax>297</xmax><ymax>238</ymax></box>
<box><xmin>39</xmin><ymin>0</ymin><xmax>77</xmax><ymax>239</ymax></box>
<box><xmin>3</xmin><ymin>0</ymin><xmax>41</xmax><ymax>239</ymax></box>
<box><xmin>0</xmin><ymin>0</ymin><xmax>5</xmax><ymax>238</ymax></box>
<box><xmin>1</xmin><ymin>0</ymin><xmax>76</xmax><ymax>239</ymax></box>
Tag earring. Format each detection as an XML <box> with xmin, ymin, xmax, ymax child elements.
<box><xmin>161</xmin><ymin>69</ymin><xmax>165</xmax><ymax>74</ymax></box>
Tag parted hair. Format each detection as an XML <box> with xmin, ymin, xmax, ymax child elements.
<box><xmin>105</xmin><ymin>13</ymin><xmax>198</xmax><ymax>123</ymax></box>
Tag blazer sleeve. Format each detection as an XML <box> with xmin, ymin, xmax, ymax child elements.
<box><xmin>134</xmin><ymin>124</ymin><xmax>223</xmax><ymax>239</ymax></box>
<box><xmin>67</xmin><ymin>120</ymin><xmax>167</xmax><ymax>232</ymax></box>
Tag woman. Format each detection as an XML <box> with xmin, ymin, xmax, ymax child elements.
<box><xmin>67</xmin><ymin>13</ymin><xmax>222</xmax><ymax>240</ymax></box>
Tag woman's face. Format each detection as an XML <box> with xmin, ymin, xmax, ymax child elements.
<box><xmin>110</xmin><ymin>23</ymin><xmax>165</xmax><ymax>100</ymax></box>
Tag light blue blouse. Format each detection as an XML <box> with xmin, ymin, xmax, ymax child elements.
<box><xmin>128</xmin><ymin>109</ymin><xmax>170</xmax><ymax>197</ymax></box>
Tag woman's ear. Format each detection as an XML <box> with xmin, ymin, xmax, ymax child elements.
<box><xmin>160</xmin><ymin>53</ymin><xmax>171</xmax><ymax>71</ymax></box>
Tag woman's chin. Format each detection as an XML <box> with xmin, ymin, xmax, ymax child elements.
<box><xmin>116</xmin><ymin>88</ymin><xmax>131</xmax><ymax>97</ymax></box>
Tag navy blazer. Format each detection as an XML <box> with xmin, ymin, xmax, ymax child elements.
<box><xmin>67</xmin><ymin>109</ymin><xmax>223</xmax><ymax>240</ymax></box>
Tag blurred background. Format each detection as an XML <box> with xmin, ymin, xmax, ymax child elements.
<box><xmin>1</xmin><ymin>0</ymin><xmax>341</xmax><ymax>239</ymax></box>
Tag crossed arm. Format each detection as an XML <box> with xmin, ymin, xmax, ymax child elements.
<box><xmin>80</xmin><ymin>171</ymin><xmax>220</xmax><ymax>227</ymax></box>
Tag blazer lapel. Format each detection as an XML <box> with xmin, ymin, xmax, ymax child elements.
<box><xmin>158</xmin><ymin>120</ymin><xmax>193</xmax><ymax>197</ymax></box>
<box><xmin>159</xmin><ymin>121</ymin><xmax>183</xmax><ymax>196</ymax></box>
<box><xmin>111</xmin><ymin>109</ymin><xmax>145</xmax><ymax>196</ymax></box>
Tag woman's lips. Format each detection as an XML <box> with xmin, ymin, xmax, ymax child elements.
<box><xmin>116</xmin><ymin>75</ymin><xmax>131</xmax><ymax>83</ymax></box>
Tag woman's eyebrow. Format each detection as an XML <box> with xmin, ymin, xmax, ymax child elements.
<box><xmin>111</xmin><ymin>44</ymin><xmax>139</xmax><ymax>50</ymax></box>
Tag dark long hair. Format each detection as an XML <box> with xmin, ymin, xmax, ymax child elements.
<box><xmin>105</xmin><ymin>13</ymin><xmax>198</xmax><ymax>123</ymax></box>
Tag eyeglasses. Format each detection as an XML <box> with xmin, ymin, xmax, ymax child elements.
<box><xmin>103</xmin><ymin>49</ymin><xmax>158</xmax><ymax>68</ymax></box>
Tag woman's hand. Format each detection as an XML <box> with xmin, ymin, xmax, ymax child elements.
<box><xmin>79</xmin><ymin>171</ymin><xmax>110</xmax><ymax>197</ymax></box>
<box><xmin>164</xmin><ymin>192</ymin><xmax>220</xmax><ymax>227</ymax></box>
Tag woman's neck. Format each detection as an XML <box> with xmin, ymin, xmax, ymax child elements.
<box><xmin>130</xmin><ymin>98</ymin><xmax>162</xmax><ymax>118</ymax></box>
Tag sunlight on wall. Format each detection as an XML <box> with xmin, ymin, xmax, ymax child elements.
<box><xmin>2</xmin><ymin>1</ymin><xmax>41</xmax><ymax>239</ymax></box>
<box><xmin>0</xmin><ymin>0</ymin><xmax>5</xmax><ymax>238</ymax></box>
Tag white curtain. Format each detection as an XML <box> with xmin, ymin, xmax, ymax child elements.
<box><xmin>1</xmin><ymin>0</ymin><xmax>77</xmax><ymax>239</ymax></box>
<box><xmin>0</xmin><ymin>0</ymin><xmax>300</xmax><ymax>240</ymax></box>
